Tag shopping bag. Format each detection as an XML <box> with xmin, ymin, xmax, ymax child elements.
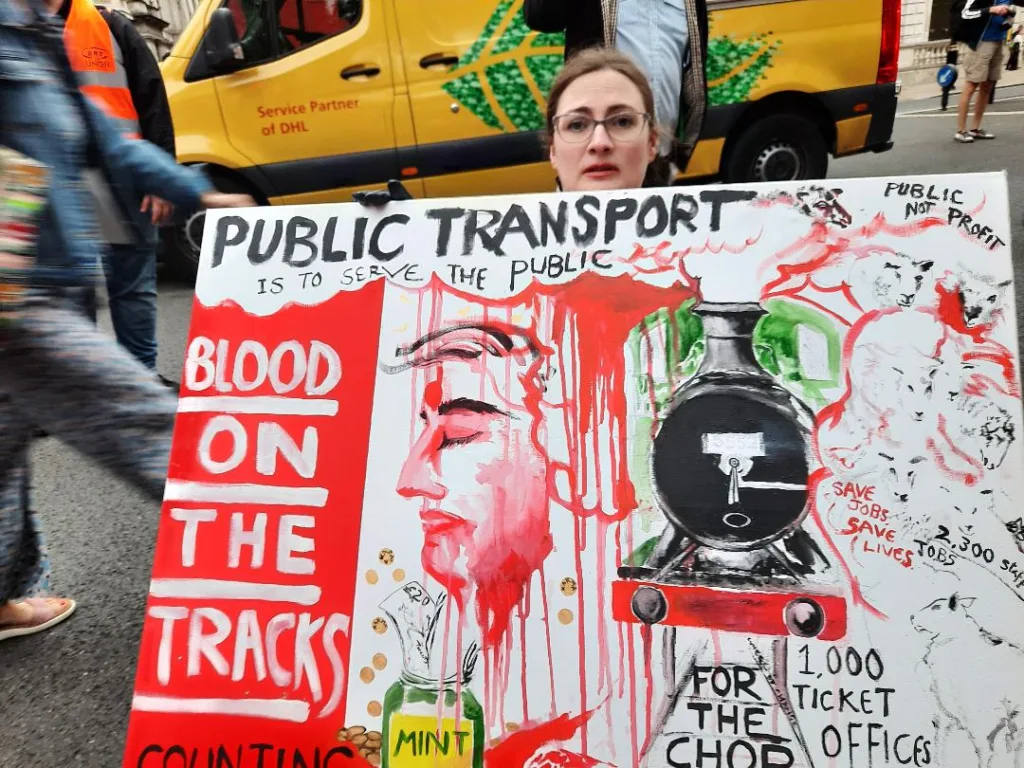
<box><xmin>0</xmin><ymin>148</ymin><xmax>49</xmax><ymax>323</ymax></box>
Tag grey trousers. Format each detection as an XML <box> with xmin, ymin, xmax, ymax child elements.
<box><xmin>0</xmin><ymin>291</ymin><xmax>175</xmax><ymax>603</ymax></box>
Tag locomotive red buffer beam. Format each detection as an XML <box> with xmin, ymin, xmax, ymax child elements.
<box><xmin>612</xmin><ymin>580</ymin><xmax>848</xmax><ymax>641</ymax></box>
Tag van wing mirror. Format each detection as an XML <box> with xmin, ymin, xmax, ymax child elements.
<box><xmin>204</xmin><ymin>8</ymin><xmax>244</xmax><ymax>72</ymax></box>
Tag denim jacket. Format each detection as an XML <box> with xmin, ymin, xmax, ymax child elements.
<box><xmin>0</xmin><ymin>0</ymin><xmax>212</xmax><ymax>288</ymax></box>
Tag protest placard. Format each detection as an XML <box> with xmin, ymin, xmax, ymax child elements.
<box><xmin>123</xmin><ymin>173</ymin><xmax>1024</xmax><ymax>768</ymax></box>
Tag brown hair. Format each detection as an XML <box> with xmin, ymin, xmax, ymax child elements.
<box><xmin>545</xmin><ymin>47</ymin><xmax>668</xmax><ymax>186</ymax></box>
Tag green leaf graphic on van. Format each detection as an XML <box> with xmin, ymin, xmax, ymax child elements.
<box><xmin>707</xmin><ymin>31</ymin><xmax>782</xmax><ymax>106</ymax></box>
<box><xmin>442</xmin><ymin>0</ymin><xmax>565</xmax><ymax>133</ymax></box>
<box><xmin>445</xmin><ymin>3</ymin><xmax>782</xmax><ymax>129</ymax></box>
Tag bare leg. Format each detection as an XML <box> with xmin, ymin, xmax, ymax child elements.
<box><xmin>972</xmin><ymin>80</ymin><xmax>995</xmax><ymax>131</ymax></box>
<box><xmin>958</xmin><ymin>81</ymin><xmax>979</xmax><ymax>133</ymax></box>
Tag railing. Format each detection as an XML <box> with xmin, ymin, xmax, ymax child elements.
<box><xmin>899</xmin><ymin>39</ymin><xmax>963</xmax><ymax>71</ymax></box>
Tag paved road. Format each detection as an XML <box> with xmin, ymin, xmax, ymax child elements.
<box><xmin>2</xmin><ymin>89</ymin><xmax>1024</xmax><ymax>768</ymax></box>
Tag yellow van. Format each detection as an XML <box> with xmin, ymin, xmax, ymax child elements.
<box><xmin>159</xmin><ymin>0</ymin><xmax>900</xmax><ymax>277</ymax></box>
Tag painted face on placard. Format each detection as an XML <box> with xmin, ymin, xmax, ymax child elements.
<box><xmin>395</xmin><ymin>327</ymin><xmax>551</xmax><ymax>597</ymax></box>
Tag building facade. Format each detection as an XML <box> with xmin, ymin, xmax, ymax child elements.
<box><xmin>102</xmin><ymin>0</ymin><xmax>200</xmax><ymax>58</ymax></box>
<box><xmin>903</xmin><ymin>0</ymin><xmax>1021</xmax><ymax>45</ymax></box>
<box><xmin>902</xmin><ymin>0</ymin><xmax>932</xmax><ymax>44</ymax></box>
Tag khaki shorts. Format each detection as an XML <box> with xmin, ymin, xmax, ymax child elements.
<box><xmin>965</xmin><ymin>40</ymin><xmax>1006</xmax><ymax>83</ymax></box>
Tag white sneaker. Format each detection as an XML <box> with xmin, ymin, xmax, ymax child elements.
<box><xmin>954</xmin><ymin>131</ymin><xmax>975</xmax><ymax>143</ymax></box>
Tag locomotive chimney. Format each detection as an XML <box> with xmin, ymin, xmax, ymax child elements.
<box><xmin>692</xmin><ymin>302</ymin><xmax>766</xmax><ymax>377</ymax></box>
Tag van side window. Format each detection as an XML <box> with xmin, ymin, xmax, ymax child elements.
<box><xmin>227</xmin><ymin>0</ymin><xmax>361</xmax><ymax>65</ymax></box>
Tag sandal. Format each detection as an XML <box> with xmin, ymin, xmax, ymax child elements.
<box><xmin>0</xmin><ymin>597</ymin><xmax>76</xmax><ymax>641</ymax></box>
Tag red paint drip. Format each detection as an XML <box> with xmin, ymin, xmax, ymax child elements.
<box><xmin>520</xmin><ymin>589</ymin><xmax>531</xmax><ymax>723</ymax></box>
<box><xmin>455</xmin><ymin>617</ymin><xmax>465</xmax><ymax>725</ymax></box>
<box><xmin>538</xmin><ymin>567</ymin><xmax>558</xmax><ymax>718</ymax></box>
<box><xmin>596</xmin><ymin>518</ymin><xmax>612</xmax><ymax>732</ymax></box>
<box><xmin>544</xmin><ymin>272</ymin><xmax>698</xmax><ymax>522</ymax></box>
<box><xmin>500</xmin><ymin>626</ymin><xmax>512</xmax><ymax>733</ymax></box>
<box><xmin>626</xmin><ymin>625</ymin><xmax>639</xmax><ymax>767</ymax></box>
<box><xmin>573</xmin><ymin>518</ymin><xmax>589</xmax><ymax>756</ymax></box>
<box><xmin>439</xmin><ymin>588</ymin><xmax>453</xmax><ymax>727</ymax></box>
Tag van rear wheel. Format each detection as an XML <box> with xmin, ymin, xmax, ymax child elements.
<box><xmin>163</xmin><ymin>174</ymin><xmax>253</xmax><ymax>282</ymax></box>
<box><xmin>722</xmin><ymin>113</ymin><xmax>829</xmax><ymax>184</ymax></box>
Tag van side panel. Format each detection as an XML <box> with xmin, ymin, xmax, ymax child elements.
<box><xmin>704</xmin><ymin>0</ymin><xmax>881</xmax><ymax>104</ymax></box>
<box><xmin>162</xmin><ymin>53</ymin><xmax>254</xmax><ymax>170</ymax></box>
<box><xmin>834</xmin><ymin>115</ymin><xmax>873</xmax><ymax>156</ymax></box>
<box><xmin>391</xmin><ymin>0</ymin><xmax>560</xmax><ymax>196</ymax></box>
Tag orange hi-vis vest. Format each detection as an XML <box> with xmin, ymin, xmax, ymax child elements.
<box><xmin>63</xmin><ymin>0</ymin><xmax>142</xmax><ymax>139</ymax></box>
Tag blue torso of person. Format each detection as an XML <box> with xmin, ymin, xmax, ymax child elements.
<box><xmin>0</xmin><ymin>0</ymin><xmax>211</xmax><ymax>290</ymax></box>
<box><xmin>983</xmin><ymin>0</ymin><xmax>1012</xmax><ymax>41</ymax></box>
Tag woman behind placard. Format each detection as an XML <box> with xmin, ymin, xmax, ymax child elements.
<box><xmin>0</xmin><ymin>0</ymin><xmax>254</xmax><ymax>640</ymax></box>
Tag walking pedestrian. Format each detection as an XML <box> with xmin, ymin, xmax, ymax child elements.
<box><xmin>1007</xmin><ymin>24</ymin><xmax>1021</xmax><ymax>70</ymax></box>
<box><xmin>48</xmin><ymin>0</ymin><xmax>177</xmax><ymax>386</ymax></box>
<box><xmin>0</xmin><ymin>0</ymin><xmax>253</xmax><ymax>639</ymax></box>
<box><xmin>952</xmin><ymin>0</ymin><xmax>1016</xmax><ymax>142</ymax></box>
<box><xmin>523</xmin><ymin>0</ymin><xmax>708</xmax><ymax>183</ymax></box>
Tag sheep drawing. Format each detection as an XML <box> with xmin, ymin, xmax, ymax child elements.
<box><xmin>911</xmin><ymin>594</ymin><xmax>1024</xmax><ymax>767</ymax></box>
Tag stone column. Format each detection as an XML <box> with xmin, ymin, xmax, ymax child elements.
<box><xmin>100</xmin><ymin>0</ymin><xmax>199</xmax><ymax>59</ymax></box>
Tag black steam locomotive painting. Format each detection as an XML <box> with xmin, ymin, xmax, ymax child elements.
<box><xmin>614</xmin><ymin>302</ymin><xmax>848</xmax><ymax>642</ymax></box>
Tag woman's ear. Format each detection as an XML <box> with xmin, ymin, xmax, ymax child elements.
<box><xmin>648</xmin><ymin>126</ymin><xmax>660</xmax><ymax>164</ymax></box>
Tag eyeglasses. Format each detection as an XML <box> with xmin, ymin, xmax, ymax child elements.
<box><xmin>552</xmin><ymin>110</ymin><xmax>651</xmax><ymax>143</ymax></box>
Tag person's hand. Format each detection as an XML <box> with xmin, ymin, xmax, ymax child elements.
<box><xmin>141</xmin><ymin>195</ymin><xmax>174</xmax><ymax>226</ymax></box>
<box><xmin>991</xmin><ymin>5</ymin><xmax>1009</xmax><ymax>15</ymax></box>
<box><xmin>201</xmin><ymin>192</ymin><xmax>256</xmax><ymax>208</ymax></box>
<box><xmin>352</xmin><ymin>179</ymin><xmax>413</xmax><ymax>207</ymax></box>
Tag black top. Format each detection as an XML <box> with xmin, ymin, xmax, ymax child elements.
<box><xmin>57</xmin><ymin>1</ymin><xmax>176</xmax><ymax>156</ymax></box>
<box><xmin>953</xmin><ymin>0</ymin><xmax>1016</xmax><ymax>49</ymax></box>
<box><xmin>522</xmin><ymin>0</ymin><xmax>709</xmax><ymax>65</ymax></box>
<box><xmin>522</xmin><ymin>0</ymin><xmax>605</xmax><ymax>61</ymax></box>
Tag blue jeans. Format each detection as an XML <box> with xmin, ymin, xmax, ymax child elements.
<box><xmin>103</xmin><ymin>231</ymin><xmax>159</xmax><ymax>370</ymax></box>
<box><xmin>80</xmin><ymin>234</ymin><xmax>159</xmax><ymax>370</ymax></box>
<box><xmin>616</xmin><ymin>0</ymin><xmax>690</xmax><ymax>154</ymax></box>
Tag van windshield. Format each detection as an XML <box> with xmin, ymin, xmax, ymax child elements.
<box><xmin>228</xmin><ymin>0</ymin><xmax>361</xmax><ymax>64</ymax></box>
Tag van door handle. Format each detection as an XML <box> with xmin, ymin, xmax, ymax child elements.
<box><xmin>341</xmin><ymin>64</ymin><xmax>381</xmax><ymax>79</ymax></box>
<box><xmin>419</xmin><ymin>52</ymin><xmax>459</xmax><ymax>69</ymax></box>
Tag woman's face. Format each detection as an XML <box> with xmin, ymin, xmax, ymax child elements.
<box><xmin>549</xmin><ymin>69</ymin><xmax>658</xmax><ymax>193</ymax></box>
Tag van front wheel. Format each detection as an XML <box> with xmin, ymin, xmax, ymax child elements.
<box><xmin>722</xmin><ymin>113</ymin><xmax>828</xmax><ymax>184</ymax></box>
<box><xmin>162</xmin><ymin>174</ymin><xmax>253</xmax><ymax>282</ymax></box>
